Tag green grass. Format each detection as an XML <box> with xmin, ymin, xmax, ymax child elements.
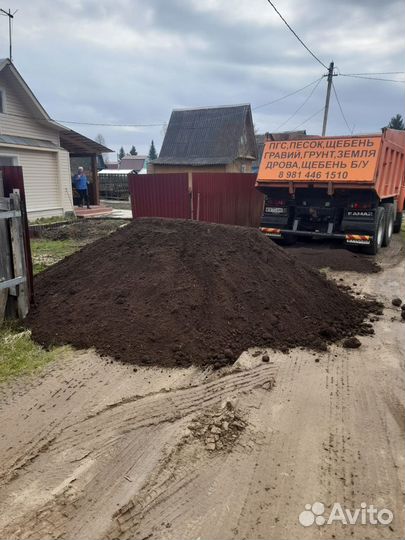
<box><xmin>30</xmin><ymin>239</ymin><xmax>81</xmax><ymax>274</ymax></box>
<box><xmin>0</xmin><ymin>324</ymin><xmax>67</xmax><ymax>383</ymax></box>
<box><xmin>30</xmin><ymin>215</ymin><xmax>76</xmax><ymax>225</ymax></box>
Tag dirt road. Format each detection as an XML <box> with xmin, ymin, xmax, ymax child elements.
<box><xmin>0</xmin><ymin>238</ymin><xmax>403</xmax><ymax>540</ymax></box>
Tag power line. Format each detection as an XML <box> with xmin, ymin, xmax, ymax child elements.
<box><xmin>292</xmin><ymin>106</ymin><xmax>325</xmax><ymax>131</ymax></box>
<box><xmin>340</xmin><ymin>74</ymin><xmax>405</xmax><ymax>83</ymax></box>
<box><xmin>1</xmin><ymin>110</ymin><xmax>166</xmax><ymax>127</ymax></box>
<box><xmin>341</xmin><ymin>71</ymin><xmax>404</xmax><ymax>76</ymax></box>
<box><xmin>56</xmin><ymin>118</ymin><xmax>166</xmax><ymax>127</ymax></box>
<box><xmin>331</xmin><ymin>82</ymin><xmax>351</xmax><ymax>133</ymax></box>
<box><xmin>265</xmin><ymin>0</ymin><xmax>328</xmax><ymax>69</ymax></box>
<box><xmin>253</xmin><ymin>77</ymin><xmax>324</xmax><ymax>110</ymax></box>
<box><xmin>275</xmin><ymin>77</ymin><xmax>323</xmax><ymax>130</ymax></box>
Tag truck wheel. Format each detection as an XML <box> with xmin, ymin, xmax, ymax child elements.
<box><xmin>393</xmin><ymin>211</ymin><xmax>403</xmax><ymax>233</ymax></box>
<box><xmin>382</xmin><ymin>203</ymin><xmax>394</xmax><ymax>247</ymax></box>
<box><xmin>363</xmin><ymin>207</ymin><xmax>385</xmax><ymax>255</ymax></box>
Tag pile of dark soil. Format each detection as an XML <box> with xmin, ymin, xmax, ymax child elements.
<box><xmin>26</xmin><ymin>218</ymin><xmax>381</xmax><ymax>368</ymax></box>
<box><xmin>36</xmin><ymin>219</ymin><xmax>128</xmax><ymax>242</ymax></box>
<box><xmin>285</xmin><ymin>244</ymin><xmax>380</xmax><ymax>273</ymax></box>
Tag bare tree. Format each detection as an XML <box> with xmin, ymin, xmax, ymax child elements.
<box><xmin>95</xmin><ymin>133</ymin><xmax>110</xmax><ymax>163</ymax></box>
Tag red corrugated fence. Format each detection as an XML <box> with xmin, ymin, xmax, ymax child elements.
<box><xmin>129</xmin><ymin>173</ymin><xmax>190</xmax><ymax>219</ymax></box>
<box><xmin>192</xmin><ymin>173</ymin><xmax>263</xmax><ymax>227</ymax></box>
<box><xmin>128</xmin><ymin>172</ymin><xmax>263</xmax><ymax>227</ymax></box>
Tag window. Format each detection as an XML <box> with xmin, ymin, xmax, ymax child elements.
<box><xmin>241</xmin><ymin>163</ymin><xmax>247</xmax><ymax>173</ymax></box>
<box><xmin>0</xmin><ymin>155</ymin><xmax>18</xmax><ymax>166</ymax></box>
<box><xmin>0</xmin><ymin>89</ymin><xmax>4</xmax><ymax>113</ymax></box>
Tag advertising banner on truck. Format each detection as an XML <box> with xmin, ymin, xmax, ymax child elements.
<box><xmin>258</xmin><ymin>136</ymin><xmax>382</xmax><ymax>183</ymax></box>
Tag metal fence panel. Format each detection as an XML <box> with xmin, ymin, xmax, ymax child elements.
<box><xmin>192</xmin><ymin>173</ymin><xmax>264</xmax><ymax>227</ymax></box>
<box><xmin>129</xmin><ymin>173</ymin><xmax>191</xmax><ymax>219</ymax></box>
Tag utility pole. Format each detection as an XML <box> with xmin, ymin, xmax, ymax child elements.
<box><xmin>321</xmin><ymin>61</ymin><xmax>335</xmax><ymax>136</ymax></box>
<box><xmin>0</xmin><ymin>8</ymin><xmax>18</xmax><ymax>62</ymax></box>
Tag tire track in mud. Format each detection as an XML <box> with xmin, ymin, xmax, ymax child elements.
<box><xmin>105</xmin><ymin>396</ymin><xmax>270</xmax><ymax>540</ymax></box>
<box><xmin>0</xmin><ymin>363</ymin><xmax>277</xmax><ymax>539</ymax></box>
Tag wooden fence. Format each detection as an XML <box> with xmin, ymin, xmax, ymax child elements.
<box><xmin>0</xmin><ymin>185</ymin><xmax>29</xmax><ymax>321</ymax></box>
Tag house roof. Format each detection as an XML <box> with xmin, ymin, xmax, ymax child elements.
<box><xmin>0</xmin><ymin>58</ymin><xmax>112</xmax><ymax>155</ymax></box>
<box><xmin>120</xmin><ymin>154</ymin><xmax>148</xmax><ymax>160</ymax></box>
<box><xmin>154</xmin><ymin>104</ymin><xmax>257</xmax><ymax>166</ymax></box>
<box><xmin>59</xmin><ymin>128</ymin><xmax>112</xmax><ymax>154</ymax></box>
<box><xmin>98</xmin><ymin>169</ymin><xmax>136</xmax><ymax>175</ymax></box>
<box><xmin>266</xmin><ymin>130</ymin><xmax>308</xmax><ymax>141</ymax></box>
<box><xmin>0</xmin><ymin>134</ymin><xmax>59</xmax><ymax>149</ymax></box>
<box><xmin>119</xmin><ymin>155</ymin><xmax>147</xmax><ymax>172</ymax></box>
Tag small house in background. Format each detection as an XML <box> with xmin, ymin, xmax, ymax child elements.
<box><xmin>0</xmin><ymin>58</ymin><xmax>112</xmax><ymax>218</ymax></box>
<box><xmin>149</xmin><ymin>104</ymin><xmax>257</xmax><ymax>174</ymax></box>
<box><xmin>119</xmin><ymin>154</ymin><xmax>148</xmax><ymax>172</ymax></box>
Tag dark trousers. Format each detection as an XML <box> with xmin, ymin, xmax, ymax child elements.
<box><xmin>77</xmin><ymin>189</ymin><xmax>90</xmax><ymax>208</ymax></box>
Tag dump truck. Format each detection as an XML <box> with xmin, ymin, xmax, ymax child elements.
<box><xmin>256</xmin><ymin>129</ymin><xmax>405</xmax><ymax>254</ymax></box>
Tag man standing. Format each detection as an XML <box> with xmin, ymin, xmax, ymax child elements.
<box><xmin>73</xmin><ymin>166</ymin><xmax>90</xmax><ymax>209</ymax></box>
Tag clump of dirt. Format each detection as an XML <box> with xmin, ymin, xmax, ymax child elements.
<box><xmin>285</xmin><ymin>245</ymin><xmax>380</xmax><ymax>273</ymax></box>
<box><xmin>343</xmin><ymin>336</ymin><xmax>362</xmax><ymax>349</ymax></box>
<box><xmin>26</xmin><ymin>218</ymin><xmax>381</xmax><ymax>367</ymax></box>
<box><xmin>188</xmin><ymin>399</ymin><xmax>249</xmax><ymax>452</ymax></box>
<box><xmin>37</xmin><ymin>219</ymin><xmax>128</xmax><ymax>242</ymax></box>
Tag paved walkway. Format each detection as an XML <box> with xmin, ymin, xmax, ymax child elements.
<box><xmin>74</xmin><ymin>206</ymin><xmax>113</xmax><ymax>218</ymax></box>
<box><xmin>110</xmin><ymin>209</ymin><xmax>132</xmax><ymax>219</ymax></box>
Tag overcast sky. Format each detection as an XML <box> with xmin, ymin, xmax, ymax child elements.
<box><xmin>1</xmin><ymin>0</ymin><xmax>404</xmax><ymax>158</ymax></box>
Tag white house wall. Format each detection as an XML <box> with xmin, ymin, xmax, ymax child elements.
<box><xmin>57</xmin><ymin>148</ymin><xmax>74</xmax><ymax>215</ymax></box>
<box><xmin>0</xmin><ymin>145</ymin><xmax>74</xmax><ymax>219</ymax></box>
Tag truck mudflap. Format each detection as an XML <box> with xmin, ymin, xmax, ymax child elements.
<box><xmin>259</xmin><ymin>227</ymin><xmax>373</xmax><ymax>245</ymax></box>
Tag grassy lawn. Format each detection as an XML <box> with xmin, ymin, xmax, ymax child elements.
<box><xmin>1</xmin><ymin>225</ymin><xmax>108</xmax><ymax>383</ymax></box>
<box><xmin>30</xmin><ymin>239</ymin><xmax>81</xmax><ymax>274</ymax></box>
<box><xmin>0</xmin><ymin>237</ymin><xmax>80</xmax><ymax>383</ymax></box>
<box><xmin>0</xmin><ymin>324</ymin><xmax>68</xmax><ymax>383</ymax></box>
<box><xmin>30</xmin><ymin>215</ymin><xmax>75</xmax><ymax>225</ymax></box>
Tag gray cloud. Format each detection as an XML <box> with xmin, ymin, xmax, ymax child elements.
<box><xmin>1</xmin><ymin>0</ymin><xmax>403</xmax><ymax>156</ymax></box>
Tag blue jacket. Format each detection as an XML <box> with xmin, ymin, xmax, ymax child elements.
<box><xmin>73</xmin><ymin>174</ymin><xmax>89</xmax><ymax>190</ymax></box>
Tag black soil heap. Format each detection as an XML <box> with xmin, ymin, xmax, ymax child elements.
<box><xmin>26</xmin><ymin>218</ymin><xmax>380</xmax><ymax>367</ymax></box>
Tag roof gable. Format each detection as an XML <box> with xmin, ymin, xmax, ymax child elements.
<box><xmin>0</xmin><ymin>58</ymin><xmax>51</xmax><ymax>122</ymax></box>
<box><xmin>0</xmin><ymin>59</ymin><xmax>112</xmax><ymax>154</ymax></box>
<box><xmin>155</xmin><ymin>104</ymin><xmax>257</xmax><ymax>166</ymax></box>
